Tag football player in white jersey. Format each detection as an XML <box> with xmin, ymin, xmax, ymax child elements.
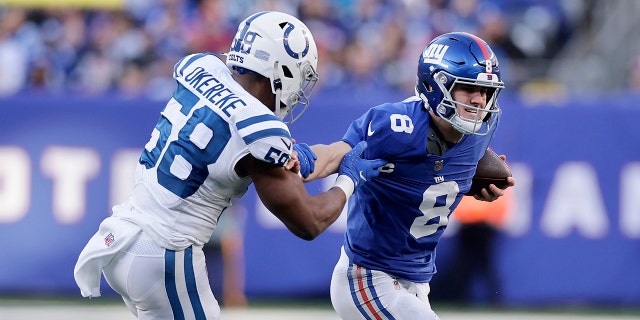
<box><xmin>74</xmin><ymin>11</ymin><xmax>386</xmax><ymax>320</ymax></box>
<box><xmin>297</xmin><ymin>32</ymin><xmax>516</xmax><ymax>319</ymax></box>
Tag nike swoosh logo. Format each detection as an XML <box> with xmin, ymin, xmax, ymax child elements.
<box><xmin>359</xmin><ymin>171</ymin><xmax>367</xmax><ymax>181</ymax></box>
<box><xmin>367</xmin><ymin>121</ymin><xmax>375</xmax><ymax>136</ymax></box>
<box><xmin>280</xmin><ymin>138</ymin><xmax>292</xmax><ymax>150</ymax></box>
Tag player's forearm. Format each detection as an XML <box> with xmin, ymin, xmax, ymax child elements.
<box><xmin>304</xmin><ymin>141</ymin><xmax>351</xmax><ymax>181</ymax></box>
<box><xmin>277</xmin><ymin>187</ymin><xmax>347</xmax><ymax>241</ymax></box>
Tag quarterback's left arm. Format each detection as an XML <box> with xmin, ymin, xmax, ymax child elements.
<box><xmin>295</xmin><ymin>107</ymin><xmax>383</xmax><ymax>181</ymax></box>
<box><xmin>302</xmin><ymin>141</ymin><xmax>352</xmax><ymax>182</ymax></box>
<box><xmin>299</xmin><ymin>110</ymin><xmax>376</xmax><ymax>181</ymax></box>
<box><xmin>473</xmin><ymin>154</ymin><xmax>516</xmax><ymax>202</ymax></box>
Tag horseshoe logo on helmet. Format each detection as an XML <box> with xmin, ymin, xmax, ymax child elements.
<box><xmin>283</xmin><ymin>23</ymin><xmax>310</xmax><ymax>59</ymax></box>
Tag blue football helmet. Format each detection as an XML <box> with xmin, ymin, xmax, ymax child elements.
<box><xmin>415</xmin><ymin>32</ymin><xmax>504</xmax><ymax>135</ymax></box>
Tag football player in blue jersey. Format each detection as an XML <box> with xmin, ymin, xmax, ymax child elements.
<box><xmin>297</xmin><ymin>32</ymin><xmax>516</xmax><ymax>319</ymax></box>
<box><xmin>73</xmin><ymin>11</ymin><xmax>386</xmax><ymax>320</ymax></box>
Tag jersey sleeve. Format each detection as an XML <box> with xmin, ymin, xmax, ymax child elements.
<box><xmin>234</xmin><ymin>109</ymin><xmax>293</xmax><ymax>167</ymax></box>
<box><xmin>342</xmin><ymin>108</ymin><xmax>372</xmax><ymax>147</ymax></box>
<box><xmin>342</xmin><ymin>104</ymin><xmax>395</xmax><ymax>158</ymax></box>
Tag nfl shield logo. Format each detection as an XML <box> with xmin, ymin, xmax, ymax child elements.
<box><xmin>104</xmin><ymin>233</ymin><xmax>115</xmax><ymax>247</ymax></box>
<box><xmin>434</xmin><ymin>160</ymin><xmax>444</xmax><ymax>171</ymax></box>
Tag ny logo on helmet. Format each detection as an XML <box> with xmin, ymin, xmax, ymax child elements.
<box><xmin>422</xmin><ymin>44</ymin><xmax>449</xmax><ymax>65</ymax></box>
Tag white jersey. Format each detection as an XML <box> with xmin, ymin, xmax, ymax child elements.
<box><xmin>120</xmin><ymin>53</ymin><xmax>293</xmax><ymax>250</ymax></box>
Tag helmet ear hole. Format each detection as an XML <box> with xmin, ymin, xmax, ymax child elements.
<box><xmin>282</xmin><ymin>65</ymin><xmax>293</xmax><ymax>78</ymax></box>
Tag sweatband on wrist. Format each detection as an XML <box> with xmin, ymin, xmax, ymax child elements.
<box><xmin>333</xmin><ymin>174</ymin><xmax>355</xmax><ymax>198</ymax></box>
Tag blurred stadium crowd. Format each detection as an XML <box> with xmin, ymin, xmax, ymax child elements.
<box><xmin>0</xmin><ymin>0</ymin><xmax>638</xmax><ymax>100</ymax></box>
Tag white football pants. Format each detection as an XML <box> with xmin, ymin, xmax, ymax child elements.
<box><xmin>103</xmin><ymin>233</ymin><xmax>220</xmax><ymax>320</ymax></box>
<box><xmin>330</xmin><ymin>247</ymin><xmax>440</xmax><ymax>320</ymax></box>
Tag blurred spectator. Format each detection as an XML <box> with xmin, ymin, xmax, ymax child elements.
<box><xmin>297</xmin><ymin>0</ymin><xmax>349</xmax><ymax>89</ymax></box>
<box><xmin>185</xmin><ymin>0</ymin><xmax>235</xmax><ymax>55</ymax></box>
<box><xmin>628</xmin><ymin>55</ymin><xmax>640</xmax><ymax>92</ymax></box>
<box><xmin>477</xmin><ymin>6</ymin><xmax>528</xmax><ymax>88</ymax></box>
<box><xmin>0</xmin><ymin>0</ymin><xmax>586</xmax><ymax>98</ymax></box>
<box><xmin>450</xmin><ymin>0</ymin><xmax>482</xmax><ymax>34</ymax></box>
<box><xmin>0</xmin><ymin>7</ymin><xmax>30</xmax><ymax>95</ymax></box>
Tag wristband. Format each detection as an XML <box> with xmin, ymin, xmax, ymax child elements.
<box><xmin>333</xmin><ymin>174</ymin><xmax>355</xmax><ymax>198</ymax></box>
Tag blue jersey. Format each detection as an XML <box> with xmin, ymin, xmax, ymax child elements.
<box><xmin>341</xmin><ymin>96</ymin><xmax>497</xmax><ymax>282</ymax></box>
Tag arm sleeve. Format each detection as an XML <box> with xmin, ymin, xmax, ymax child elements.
<box><xmin>235</xmin><ymin>110</ymin><xmax>293</xmax><ymax>167</ymax></box>
<box><xmin>342</xmin><ymin>106</ymin><xmax>389</xmax><ymax>160</ymax></box>
<box><xmin>342</xmin><ymin>109</ymin><xmax>371</xmax><ymax>147</ymax></box>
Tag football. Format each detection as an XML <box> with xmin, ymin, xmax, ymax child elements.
<box><xmin>466</xmin><ymin>148</ymin><xmax>511</xmax><ymax>196</ymax></box>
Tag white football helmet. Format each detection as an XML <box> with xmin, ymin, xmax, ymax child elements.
<box><xmin>226</xmin><ymin>11</ymin><xmax>319</xmax><ymax>123</ymax></box>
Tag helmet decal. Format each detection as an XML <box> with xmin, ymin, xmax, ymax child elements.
<box><xmin>254</xmin><ymin>49</ymin><xmax>270</xmax><ymax>62</ymax></box>
<box><xmin>230</xmin><ymin>12</ymin><xmax>267</xmax><ymax>54</ymax></box>
<box><xmin>283</xmin><ymin>23</ymin><xmax>310</xmax><ymax>59</ymax></box>
<box><xmin>468</xmin><ymin>33</ymin><xmax>491</xmax><ymax>61</ymax></box>
<box><xmin>422</xmin><ymin>43</ymin><xmax>449</xmax><ymax>65</ymax></box>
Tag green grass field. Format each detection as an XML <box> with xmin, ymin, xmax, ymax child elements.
<box><xmin>1</xmin><ymin>296</ymin><xmax>639</xmax><ymax>320</ymax></box>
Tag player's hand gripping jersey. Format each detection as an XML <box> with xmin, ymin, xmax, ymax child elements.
<box><xmin>124</xmin><ymin>53</ymin><xmax>294</xmax><ymax>250</ymax></box>
<box><xmin>341</xmin><ymin>96</ymin><xmax>498</xmax><ymax>282</ymax></box>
